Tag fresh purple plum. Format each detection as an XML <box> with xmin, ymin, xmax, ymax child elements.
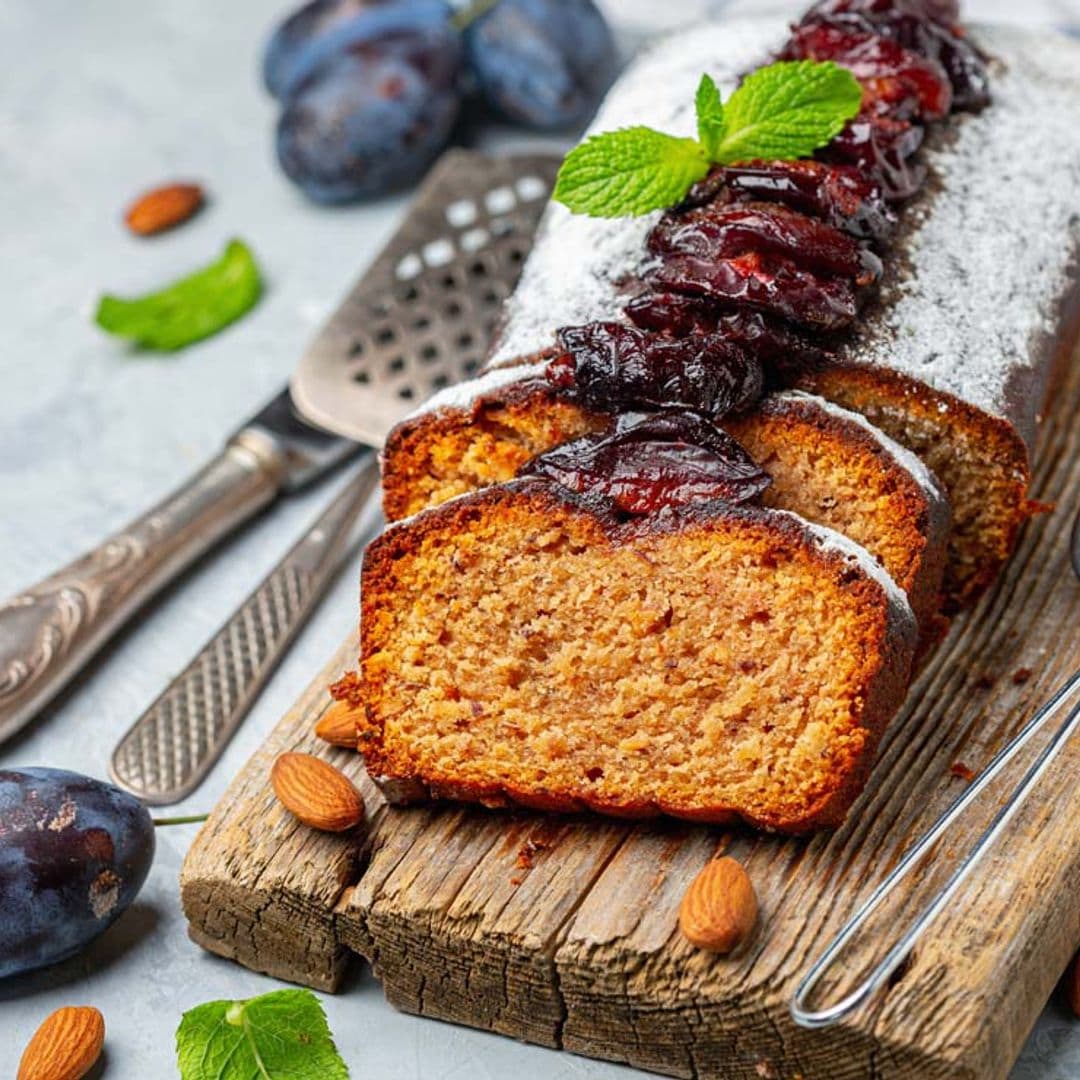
<box><xmin>0</xmin><ymin>768</ymin><xmax>154</xmax><ymax>979</ymax></box>
<box><xmin>275</xmin><ymin>22</ymin><xmax>462</xmax><ymax>202</ymax></box>
<box><xmin>463</xmin><ymin>0</ymin><xmax>617</xmax><ymax>129</ymax></box>
<box><xmin>263</xmin><ymin>0</ymin><xmax>453</xmax><ymax>100</ymax></box>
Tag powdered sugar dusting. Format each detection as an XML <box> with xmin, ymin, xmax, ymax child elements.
<box><xmin>848</xmin><ymin>24</ymin><xmax>1080</xmax><ymax>422</ymax></box>
<box><xmin>404</xmin><ymin>361</ymin><xmax>549</xmax><ymax>422</ymax></box>
<box><xmin>488</xmin><ymin>19</ymin><xmax>1080</xmax><ymax>428</ymax></box>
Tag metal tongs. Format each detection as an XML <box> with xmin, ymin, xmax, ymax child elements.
<box><xmin>791</xmin><ymin>510</ymin><xmax>1080</xmax><ymax>1027</ymax></box>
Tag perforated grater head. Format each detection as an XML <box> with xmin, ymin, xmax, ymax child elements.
<box><xmin>291</xmin><ymin>149</ymin><xmax>561</xmax><ymax>447</ymax></box>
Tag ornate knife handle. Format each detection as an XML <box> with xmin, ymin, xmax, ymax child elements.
<box><xmin>109</xmin><ymin>452</ymin><xmax>379</xmax><ymax>804</ymax></box>
<box><xmin>0</xmin><ymin>431</ymin><xmax>287</xmax><ymax>745</ymax></box>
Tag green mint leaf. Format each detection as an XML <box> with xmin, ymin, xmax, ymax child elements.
<box><xmin>695</xmin><ymin>74</ymin><xmax>726</xmax><ymax>160</ymax></box>
<box><xmin>176</xmin><ymin>988</ymin><xmax>349</xmax><ymax>1080</ymax></box>
<box><xmin>713</xmin><ymin>60</ymin><xmax>863</xmax><ymax>165</ymax></box>
<box><xmin>95</xmin><ymin>238</ymin><xmax>262</xmax><ymax>352</ymax></box>
<box><xmin>553</xmin><ymin>127</ymin><xmax>709</xmax><ymax>218</ymax></box>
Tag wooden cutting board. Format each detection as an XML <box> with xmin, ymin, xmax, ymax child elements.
<box><xmin>181</xmin><ymin>348</ymin><xmax>1080</xmax><ymax>1080</ymax></box>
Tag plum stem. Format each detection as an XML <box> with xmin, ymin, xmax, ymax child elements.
<box><xmin>152</xmin><ymin>813</ymin><xmax>209</xmax><ymax>827</ymax></box>
<box><xmin>452</xmin><ymin>0</ymin><xmax>501</xmax><ymax>32</ymax></box>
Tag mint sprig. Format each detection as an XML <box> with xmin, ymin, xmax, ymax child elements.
<box><xmin>176</xmin><ymin>988</ymin><xmax>349</xmax><ymax>1080</ymax></box>
<box><xmin>553</xmin><ymin>61</ymin><xmax>863</xmax><ymax>218</ymax></box>
<box><xmin>95</xmin><ymin>238</ymin><xmax>262</xmax><ymax>352</ymax></box>
<box><xmin>551</xmin><ymin>127</ymin><xmax>709</xmax><ymax>219</ymax></box>
<box><xmin>695</xmin><ymin>74</ymin><xmax>726</xmax><ymax>161</ymax></box>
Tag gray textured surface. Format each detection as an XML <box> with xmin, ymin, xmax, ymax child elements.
<box><xmin>0</xmin><ymin>0</ymin><xmax>1077</xmax><ymax>1076</ymax></box>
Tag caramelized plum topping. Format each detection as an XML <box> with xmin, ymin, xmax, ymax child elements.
<box><xmin>800</xmin><ymin>0</ymin><xmax>989</xmax><ymax>110</ymax></box>
<box><xmin>624</xmin><ymin>292</ymin><xmax>723</xmax><ymax>337</ymax></box>
<box><xmin>519</xmin><ymin>410</ymin><xmax>770</xmax><ymax>516</ymax></box>
<box><xmin>823</xmin><ymin>109</ymin><xmax>926</xmax><ymax>200</ymax></box>
<box><xmin>623</xmin><ymin>295</ymin><xmax>833</xmax><ymax>371</ymax></box>
<box><xmin>681</xmin><ymin>160</ymin><xmax>895</xmax><ymax>243</ymax></box>
<box><xmin>549</xmin><ymin>322</ymin><xmax>764</xmax><ymax>417</ymax></box>
<box><xmin>649</xmin><ymin>201</ymin><xmax>881</xmax><ymax>284</ymax></box>
<box><xmin>782</xmin><ymin>24</ymin><xmax>952</xmax><ymax>121</ymax></box>
<box><xmin>650</xmin><ymin>250</ymin><xmax>860</xmax><ymax>332</ymax></box>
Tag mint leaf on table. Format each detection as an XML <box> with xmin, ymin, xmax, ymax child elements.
<box><xmin>176</xmin><ymin>988</ymin><xmax>350</xmax><ymax>1080</ymax></box>
<box><xmin>553</xmin><ymin>60</ymin><xmax>863</xmax><ymax>218</ymax></box>
<box><xmin>694</xmin><ymin>74</ymin><xmax>726</xmax><ymax>161</ymax></box>
<box><xmin>552</xmin><ymin>127</ymin><xmax>709</xmax><ymax>218</ymax></box>
<box><xmin>712</xmin><ymin>60</ymin><xmax>863</xmax><ymax>164</ymax></box>
<box><xmin>95</xmin><ymin>238</ymin><xmax>262</xmax><ymax>351</ymax></box>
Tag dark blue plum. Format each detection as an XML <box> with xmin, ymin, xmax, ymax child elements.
<box><xmin>0</xmin><ymin>768</ymin><xmax>154</xmax><ymax>979</ymax></box>
<box><xmin>276</xmin><ymin>24</ymin><xmax>462</xmax><ymax>203</ymax></box>
<box><xmin>263</xmin><ymin>0</ymin><xmax>453</xmax><ymax>101</ymax></box>
<box><xmin>463</xmin><ymin>0</ymin><xmax>618</xmax><ymax>130</ymax></box>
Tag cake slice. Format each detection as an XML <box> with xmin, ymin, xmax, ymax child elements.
<box><xmin>359</xmin><ymin>480</ymin><xmax>917</xmax><ymax>833</ymax></box>
<box><xmin>486</xmin><ymin>20</ymin><xmax>1080</xmax><ymax>606</ymax></box>
<box><xmin>381</xmin><ymin>373</ymin><xmax>950</xmax><ymax>631</ymax></box>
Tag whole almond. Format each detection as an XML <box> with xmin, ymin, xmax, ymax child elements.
<box><xmin>1066</xmin><ymin>949</ymin><xmax>1080</xmax><ymax>1018</ymax></box>
<box><xmin>314</xmin><ymin>699</ymin><xmax>360</xmax><ymax>749</ymax></box>
<box><xmin>271</xmin><ymin>752</ymin><xmax>364</xmax><ymax>832</ymax></box>
<box><xmin>18</xmin><ymin>1006</ymin><xmax>104</xmax><ymax>1080</ymax></box>
<box><xmin>679</xmin><ymin>855</ymin><xmax>758</xmax><ymax>954</ymax></box>
<box><xmin>124</xmin><ymin>182</ymin><xmax>204</xmax><ymax>236</ymax></box>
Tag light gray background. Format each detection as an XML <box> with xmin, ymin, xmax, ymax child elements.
<box><xmin>1</xmin><ymin>0</ymin><xmax>1078</xmax><ymax>1076</ymax></box>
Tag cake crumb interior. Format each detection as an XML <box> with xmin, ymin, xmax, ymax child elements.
<box><xmin>363</xmin><ymin>498</ymin><xmax>891</xmax><ymax>825</ymax></box>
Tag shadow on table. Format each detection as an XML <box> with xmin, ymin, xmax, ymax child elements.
<box><xmin>0</xmin><ymin>902</ymin><xmax>160</xmax><ymax>1003</ymax></box>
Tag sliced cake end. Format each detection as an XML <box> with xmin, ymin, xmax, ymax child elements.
<box><xmin>360</xmin><ymin>480</ymin><xmax>916</xmax><ymax>833</ymax></box>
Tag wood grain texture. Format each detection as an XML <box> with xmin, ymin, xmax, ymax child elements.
<box><xmin>181</xmin><ymin>348</ymin><xmax>1080</xmax><ymax>1078</ymax></box>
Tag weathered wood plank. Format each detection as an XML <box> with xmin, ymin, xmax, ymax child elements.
<box><xmin>182</xmin><ymin>348</ymin><xmax>1080</xmax><ymax>1077</ymax></box>
<box><xmin>180</xmin><ymin>634</ymin><xmax>374</xmax><ymax>990</ymax></box>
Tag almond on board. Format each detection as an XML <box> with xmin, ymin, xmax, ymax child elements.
<box><xmin>271</xmin><ymin>752</ymin><xmax>364</xmax><ymax>832</ymax></box>
<box><xmin>679</xmin><ymin>855</ymin><xmax>758</xmax><ymax>954</ymax></box>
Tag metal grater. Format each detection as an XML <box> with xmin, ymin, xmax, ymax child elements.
<box><xmin>291</xmin><ymin>149</ymin><xmax>560</xmax><ymax>445</ymax></box>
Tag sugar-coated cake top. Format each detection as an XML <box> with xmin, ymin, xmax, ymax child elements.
<box><xmin>488</xmin><ymin>18</ymin><xmax>1080</xmax><ymax>428</ymax></box>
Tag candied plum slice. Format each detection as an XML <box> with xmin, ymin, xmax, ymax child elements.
<box><xmin>623</xmin><ymin>295</ymin><xmax>834</xmax><ymax>371</ymax></box>
<box><xmin>649</xmin><ymin>201</ymin><xmax>881</xmax><ymax>284</ymax></box>
<box><xmin>624</xmin><ymin>292</ymin><xmax>724</xmax><ymax>337</ymax></box>
<box><xmin>519</xmin><ymin>410</ymin><xmax>770</xmax><ymax>516</ymax></box>
<box><xmin>807</xmin><ymin>0</ymin><xmax>961</xmax><ymax>21</ymax></box>
<box><xmin>782</xmin><ymin>24</ymin><xmax>952</xmax><ymax>120</ymax></box>
<box><xmin>799</xmin><ymin>0</ymin><xmax>990</xmax><ymax>110</ymax></box>
<box><xmin>822</xmin><ymin>110</ymin><xmax>926</xmax><ymax>200</ymax></box>
<box><xmin>548</xmin><ymin>322</ymin><xmax>764</xmax><ymax>418</ymax></box>
<box><xmin>682</xmin><ymin>160</ymin><xmax>895</xmax><ymax>244</ymax></box>
<box><xmin>650</xmin><ymin>251</ymin><xmax>860</xmax><ymax>332</ymax></box>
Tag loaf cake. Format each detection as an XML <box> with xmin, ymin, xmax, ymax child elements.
<box><xmin>382</xmin><ymin>372</ymin><xmax>950</xmax><ymax>632</ymax></box>
<box><xmin>351</xmin><ymin>1</ymin><xmax>1080</xmax><ymax>831</ymax></box>
<box><xmin>488</xmin><ymin>18</ymin><xmax>1080</xmax><ymax>607</ymax></box>
<box><xmin>360</xmin><ymin>480</ymin><xmax>916</xmax><ymax>832</ymax></box>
